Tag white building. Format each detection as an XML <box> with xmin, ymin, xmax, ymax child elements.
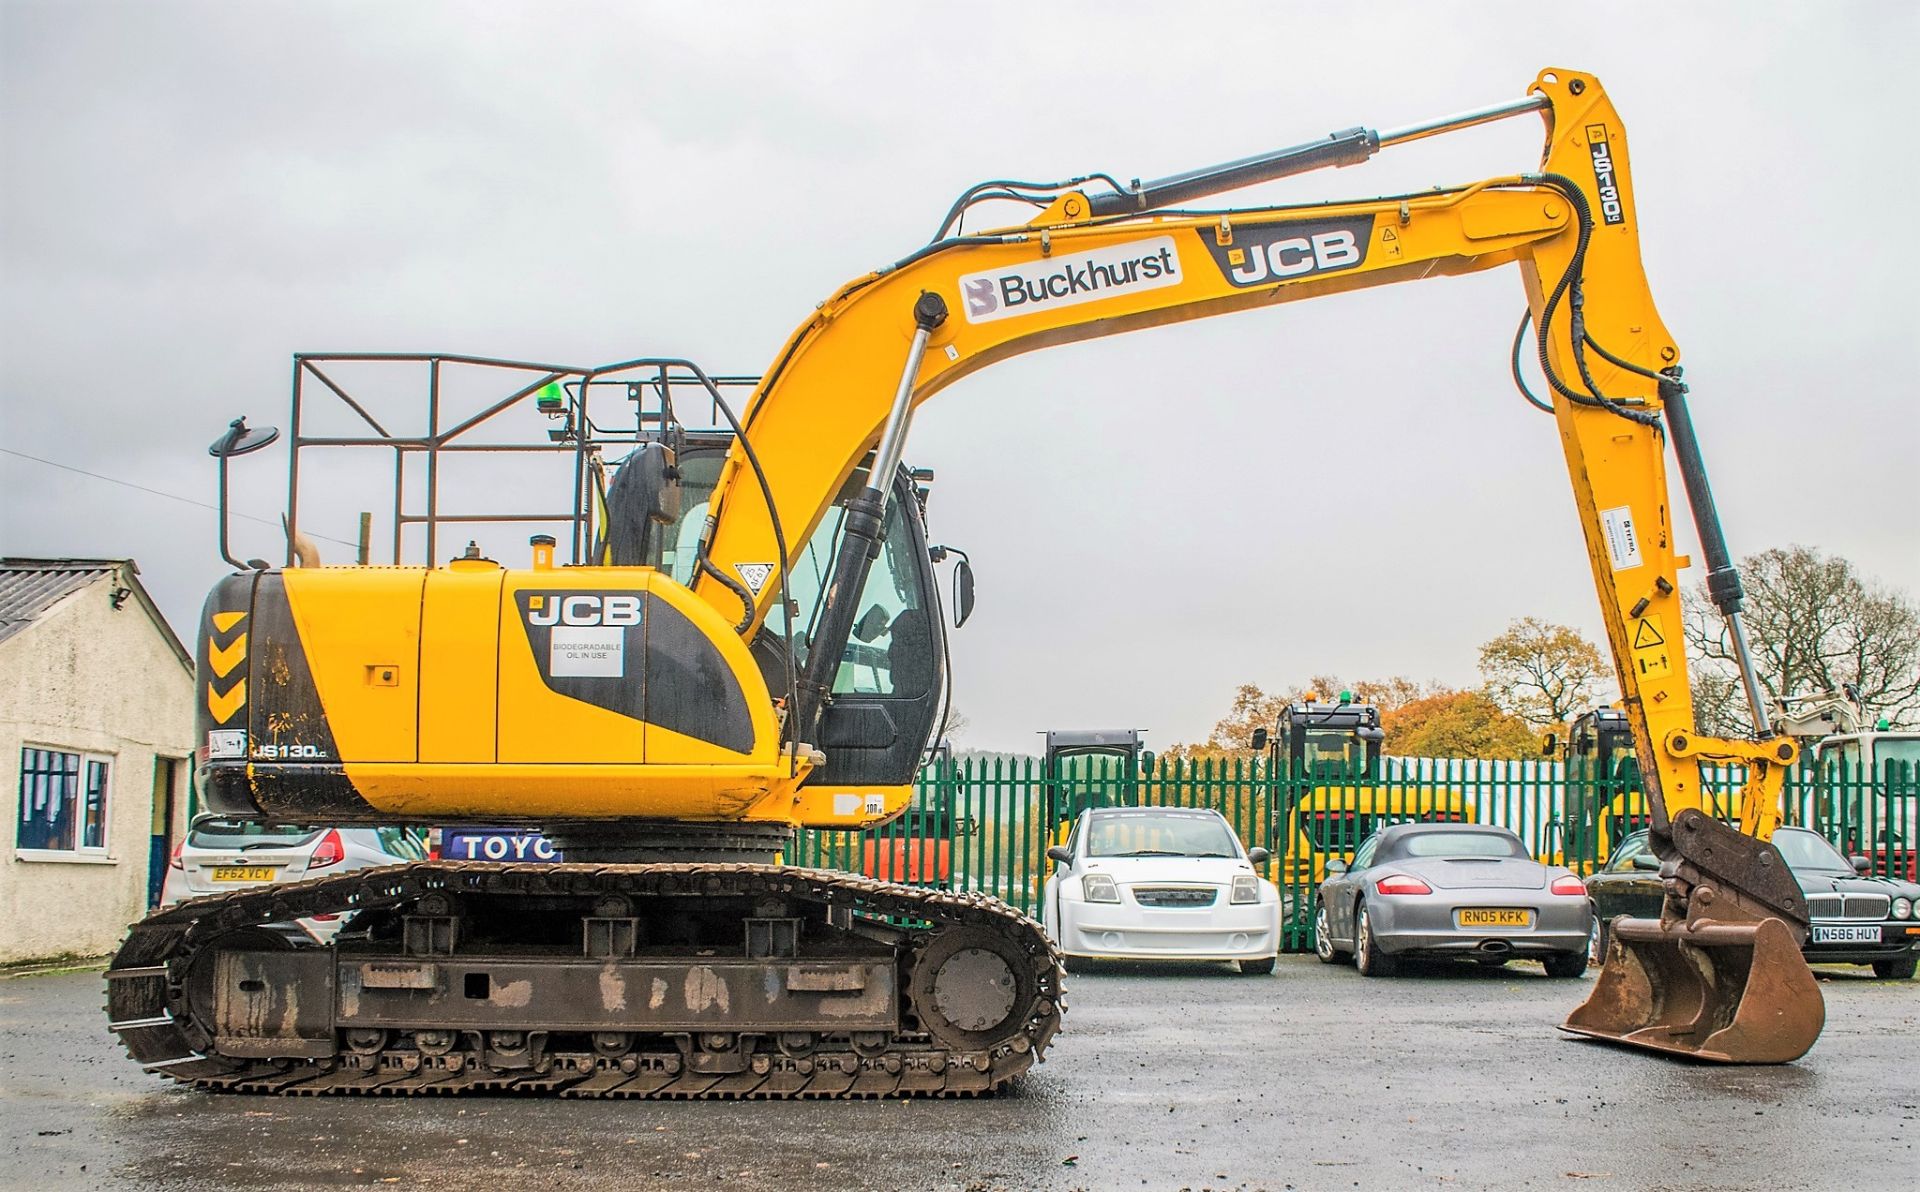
<box><xmin>1</xmin><ymin>558</ymin><xmax>193</xmax><ymax>964</ymax></box>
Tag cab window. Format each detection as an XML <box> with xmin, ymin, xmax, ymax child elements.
<box><xmin>1818</xmin><ymin>739</ymin><xmax>1864</xmax><ymax>776</ymax></box>
<box><xmin>1605</xmin><ymin>834</ymin><xmax>1652</xmax><ymax>872</ymax></box>
<box><xmin>767</xmin><ymin>491</ymin><xmax>930</xmax><ymax>697</ymax></box>
<box><xmin>1303</xmin><ymin>729</ymin><xmax>1364</xmax><ymax>775</ymax></box>
<box><xmin>1875</xmin><ymin>739</ymin><xmax>1920</xmax><ymax>773</ymax></box>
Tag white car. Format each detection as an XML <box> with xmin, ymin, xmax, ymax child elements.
<box><xmin>1043</xmin><ymin>806</ymin><xmax>1281</xmax><ymax>974</ymax></box>
<box><xmin>162</xmin><ymin>817</ymin><xmax>425</xmax><ymax>943</ymax></box>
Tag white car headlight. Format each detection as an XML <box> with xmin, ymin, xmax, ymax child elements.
<box><xmin>1230</xmin><ymin>874</ymin><xmax>1261</xmax><ymax>904</ymax></box>
<box><xmin>1895</xmin><ymin>897</ymin><xmax>1914</xmax><ymax>921</ymax></box>
<box><xmin>1081</xmin><ymin>873</ymin><xmax>1120</xmax><ymax>903</ymax></box>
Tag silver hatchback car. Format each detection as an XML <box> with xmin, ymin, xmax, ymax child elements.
<box><xmin>161</xmin><ymin>817</ymin><xmax>425</xmax><ymax>942</ymax></box>
<box><xmin>1313</xmin><ymin>822</ymin><xmax>1592</xmax><ymax>977</ymax></box>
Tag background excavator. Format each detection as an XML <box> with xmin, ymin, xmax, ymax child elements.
<box><xmin>108</xmin><ymin>66</ymin><xmax>1823</xmax><ymax>1099</ymax></box>
<box><xmin>1252</xmin><ymin>694</ymin><xmax>1475</xmax><ymax>889</ymax></box>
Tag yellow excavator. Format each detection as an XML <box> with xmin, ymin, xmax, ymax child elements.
<box><xmin>107</xmin><ymin>67</ymin><xmax>1822</xmax><ymax>1097</ymax></box>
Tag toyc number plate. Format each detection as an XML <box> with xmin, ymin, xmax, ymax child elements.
<box><xmin>1811</xmin><ymin>923</ymin><xmax>1882</xmax><ymax>944</ymax></box>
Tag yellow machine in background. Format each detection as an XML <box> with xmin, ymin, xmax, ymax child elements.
<box><xmin>1254</xmin><ymin>695</ymin><xmax>1475</xmax><ymax>887</ymax></box>
<box><xmin>109</xmin><ymin>68</ymin><xmax>1821</xmax><ymax>1099</ymax></box>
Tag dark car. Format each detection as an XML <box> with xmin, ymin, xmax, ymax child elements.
<box><xmin>1586</xmin><ymin>827</ymin><xmax>1920</xmax><ymax>979</ymax></box>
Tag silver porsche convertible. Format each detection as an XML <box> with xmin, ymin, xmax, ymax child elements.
<box><xmin>1312</xmin><ymin>822</ymin><xmax>1593</xmax><ymax>977</ymax></box>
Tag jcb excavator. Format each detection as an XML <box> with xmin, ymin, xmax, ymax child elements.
<box><xmin>108</xmin><ymin>67</ymin><xmax>1823</xmax><ymax>1098</ymax></box>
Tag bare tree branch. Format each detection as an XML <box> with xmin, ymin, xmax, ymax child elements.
<box><xmin>1477</xmin><ymin>617</ymin><xmax>1614</xmax><ymax>730</ymax></box>
<box><xmin>1683</xmin><ymin>545</ymin><xmax>1920</xmax><ymax>732</ymax></box>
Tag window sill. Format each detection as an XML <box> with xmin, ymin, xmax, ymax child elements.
<box><xmin>13</xmin><ymin>851</ymin><xmax>118</xmax><ymax>866</ymax></box>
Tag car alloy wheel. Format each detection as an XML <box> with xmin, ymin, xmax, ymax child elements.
<box><xmin>1356</xmin><ymin>903</ymin><xmax>1396</xmax><ymax>978</ymax></box>
<box><xmin>1314</xmin><ymin>902</ymin><xmax>1340</xmax><ymax>964</ymax></box>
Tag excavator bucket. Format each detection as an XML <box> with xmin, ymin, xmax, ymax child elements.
<box><xmin>1563</xmin><ymin>916</ymin><xmax>1824</xmax><ymax>1064</ymax></box>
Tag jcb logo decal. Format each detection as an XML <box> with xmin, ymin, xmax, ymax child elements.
<box><xmin>1586</xmin><ymin>124</ymin><xmax>1625</xmax><ymax>226</ymax></box>
<box><xmin>523</xmin><ymin>593</ymin><xmax>643</xmax><ymax>627</ymax></box>
<box><xmin>1195</xmin><ymin>217</ymin><xmax>1372</xmax><ymax>289</ymax></box>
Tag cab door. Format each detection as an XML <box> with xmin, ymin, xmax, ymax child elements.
<box><xmin>791</xmin><ymin>468</ymin><xmax>946</xmax><ymax>787</ymax></box>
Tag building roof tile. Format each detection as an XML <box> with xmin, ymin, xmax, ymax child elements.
<box><xmin>0</xmin><ymin>558</ymin><xmax>189</xmax><ymax>668</ymax></box>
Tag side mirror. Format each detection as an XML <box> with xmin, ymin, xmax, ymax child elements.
<box><xmin>1541</xmin><ymin>734</ymin><xmax>1559</xmax><ymax>757</ymax></box>
<box><xmin>1250</xmin><ymin>727</ymin><xmax>1269</xmax><ymax>752</ymax></box>
<box><xmin>1850</xmin><ymin>855</ymin><xmax>1871</xmax><ymax>874</ymax></box>
<box><xmin>208</xmin><ymin>416</ymin><xmax>282</xmax><ymax>571</ymax></box>
<box><xmin>1247</xmin><ymin>847</ymin><xmax>1272</xmax><ymax>866</ymax></box>
<box><xmin>1631</xmin><ymin>855</ymin><xmax>1661</xmax><ymax>871</ymax></box>
<box><xmin>1046</xmin><ymin>845</ymin><xmax>1072</xmax><ymax>865</ymax></box>
<box><xmin>852</xmin><ymin>604</ymin><xmax>890</xmax><ymax>643</ymax></box>
<box><xmin>1324</xmin><ymin>858</ymin><xmax>1349</xmax><ymax>875</ymax></box>
<box><xmin>952</xmin><ymin>555</ymin><xmax>976</xmax><ymax>628</ymax></box>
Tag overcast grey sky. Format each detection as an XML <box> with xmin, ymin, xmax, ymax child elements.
<box><xmin>4</xmin><ymin>2</ymin><xmax>1915</xmax><ymax>753</ymax></box>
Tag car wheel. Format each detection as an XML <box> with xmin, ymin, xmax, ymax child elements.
<box><xmin>1355</xmin><ymin>903</ymin><xmax>1397</xmax><ymax>978</ymax></box>
<box><xmin>1313</xmin><ymin>902</ymin><xmax>1344</xmax><ymax>965</ymax></box>
<box><xmin>1588</xmin><ymin>915</ymin><xmax>1609</xmax><ymax>966</ymax></box>
<box><xmin>1543</xmin><ymin>950</ymin><xmax>1589</xmax><ymax>978</ymax></box>
<box><xmin>1870</xmin><ymin>956</ymin><xmax>1917</xmax><ymax>980</ymax></box>
<box><xmin>1239</xmin><ymin>956</ymin><xmax>1277</xmax><ymax>975</ymax></box>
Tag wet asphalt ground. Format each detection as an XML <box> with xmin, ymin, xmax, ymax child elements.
<box><xmin>2</xmin><ymin>957</ymin><xmax>1914</xmax><ymax>1192</ymax></box>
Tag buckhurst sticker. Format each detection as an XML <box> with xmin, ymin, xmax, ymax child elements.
<box><xmin>1194</xmin><ymin>216</ymin><xmax>1373</xmax><ymax>288</ymax></box>
<box><xmin>1586</xmin><ymin>124</ymin><xmax>1625</xmax><ymax>225</ymax></box>
<box><xmin>958</xmin><ymin>235</ymin><xmax>1181</xmax><ymax>323</ymax></box>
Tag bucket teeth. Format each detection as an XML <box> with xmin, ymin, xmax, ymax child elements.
<box><xmin>1562</xmin><ymin>916</ymin><xmax>1824</xmax><ymax>1064</ymax></box>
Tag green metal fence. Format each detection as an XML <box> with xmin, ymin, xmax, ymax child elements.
<box><xmin>788</xmin><ymin>755</ymin><xmax>1918</xmax><ymax>952</ymax></box>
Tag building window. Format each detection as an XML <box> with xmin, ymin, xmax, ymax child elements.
<box><xmin>16</xmin><ymin>747</ymin><xmax>111</xmax><ymax>854</ymax></box>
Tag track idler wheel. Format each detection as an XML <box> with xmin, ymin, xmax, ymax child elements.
<box><xmin>909</xmin><ymin>927</ymin><xmax>1033</xmax><ymax>1053</ymax></box>
<box><xmin>1563</xmin><ymin>916</ymin><xmax>1825</xmax><ymax>1063</ymax></box>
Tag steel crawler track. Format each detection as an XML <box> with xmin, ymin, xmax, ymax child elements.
<box><xmin>107</xmin><ymin>862</ymin><xmax>1063</xmax><ymax>1098</ymax></box>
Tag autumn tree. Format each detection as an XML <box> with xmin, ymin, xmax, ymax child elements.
<box><xmin>1167</xmin><ymin>675</ymin><xmax>1436</xmax><ymax>758</ymax></box>
<box><xmin>1683</xmin><ymin>546</ymin><xmax>1920</xmax><ymax>733</ymax></box>
<box><xmin>1384</xmin><ymin>690</ymin><xmax>1537</xmax><ymax>759</ymax></box>
<box><xmin>1477</xmin><ymin>617</ymin><xmax>1614</xmax><ymax>732</ymax></box>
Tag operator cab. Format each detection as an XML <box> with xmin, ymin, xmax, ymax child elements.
<box><xmin>1252</xmin><ymin>693</ymin><xmax>1383</xmax><ymax>781</ymax></box>
<box><xmin>1569</xmin><ymin>707</ymin><xmax>1640</xmax><ymax>785</ymax></box>
<box><xmin>634</xmin><ymin>433</ymin><xmax>958</xmax><ymax>788</ymax></box>
<box><xmin>1814</xmin><ymin>730</ymin><xmax>1920</xmax><ymax>780</ymax></box>
<box><xmin>1042</xmin><ymin>729</ymin><xmax>1146</xmax><ymax>831</ymax></box>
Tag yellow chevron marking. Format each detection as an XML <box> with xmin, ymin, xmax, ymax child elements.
<box><xmin>207</xmin><ymin>678</ymin><xmax>247</xmax><ymax>724</ymax></box>
<box><xmin>207</xmin><ymin>634</ymin><xmax>247</xmax><ymax>679</ymax></box>
<box><xmin>212</xmin><ymin>611</ymin><xmax>246</xmax><ymax>633</ymax></box>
